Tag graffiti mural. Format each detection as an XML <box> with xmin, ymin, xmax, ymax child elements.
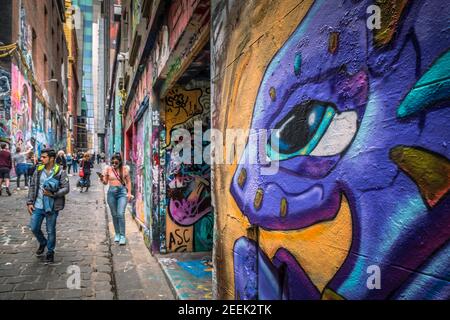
<box><xmin>11</xmin><ymin>64</ymin><xmax>32</xmax><ymax>151</ymax></box>
<box><xmin>142</xmin><ymin>108</ymin><xmax>153</xmax><ymax>248</ymax></box>
<box><xmin>0</xmin><ymin>68</ymin><xmax>11</xmax><ymax>143</ymax></box>
<box><xmin>164</xmin><ymin>81</ymin><xmax>213</xmax><ymax>252</ymax></box>
<box><xmin>135</xmin><ymin>113</ymin><xmax>146</xmax><ymax>225</ymax></box>
<box><xmin>212</xmin><ymin>0</ymin><xmax>450</xmax><ymax>299</ymax></box>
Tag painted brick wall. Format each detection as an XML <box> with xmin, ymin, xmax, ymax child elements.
<box><xmin>212</xmin><ymin>0</ymin><xmax>450</xmax><ymax>300</ymax></box>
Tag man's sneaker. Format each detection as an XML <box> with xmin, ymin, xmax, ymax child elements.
<box><xmin>16</xmin><ymin>187</ymin><xmax>21</xmax><ymax>191</ymax></box>
<box><xmin>24</xmin><ymin>186</ymin><xmax>29</xmax><ymax>190</ymax></box>
<box><xmin>36</xmin><ymin>244</ymin><xmax>46</xmax><ymax>256</ymax></box>
<box><xmin>114</xmin><ymin>234</ymin><xmax>120</xmax><ymax>242</ymax></box>
<box><xmin>45</xmin><ymin>252</ymin><xmax>54</xmax><ymax>264</ymax></box>
<box><xmin>119</xmin><ymin>236</ymin><xmax>126</xmax><ymax>245</ymax></box>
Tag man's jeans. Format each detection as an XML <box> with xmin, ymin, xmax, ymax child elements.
<box><xmin>107</xmin><ymin>186</ymin><xmax>127</xmax><ymax>237</ymax></box>
<box><xmin>30</xmin><ymin>208</ymin><xmax>59</xmax><ymax>254</ymax></box>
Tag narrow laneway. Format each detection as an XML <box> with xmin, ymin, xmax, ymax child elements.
<box><xmin>0</xmin><ymin>165</ymin><xmax>174</xmax><ymax>300</ymax></box>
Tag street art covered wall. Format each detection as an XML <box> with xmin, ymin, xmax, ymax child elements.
<box><xmin>212</xmin><ymin>0</ymin><xmax>450</xmax><ymax>299</ymax></box>
<box><xmin>0</xmin><ymin>3</ymin><xmax>55</xmax><ymax>155</ymax></box>
<box><xmin>10</xmin><ymin>63</ymin><xmax>32</xmax><ymax>151</ymax></box>
<box><xmin>0</xmin><ymin>67</ymin><xmax>11</xmax><ymax>143</ymax></box>
<box><xmin>163</xmin><ymin>80</ymin><xmax>213</xmax><ymax>253</ymax></box>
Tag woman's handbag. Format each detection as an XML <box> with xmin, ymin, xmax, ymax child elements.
<box><xmin>79</xmin><ymin>160</ymin><xmax>85</xmax><ymax>178</ymax></box>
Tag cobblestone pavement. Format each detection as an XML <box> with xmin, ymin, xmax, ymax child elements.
<box><xmin>0</xmin><ymin>165</ymin><xmax>174</xmax><ymax>300</ymax></box>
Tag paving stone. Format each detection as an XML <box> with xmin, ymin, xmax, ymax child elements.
<box><xmin>94</xmin><ymin>281</ymin><xmax>112</xmax><ymax>291</ymax></box>
<box><xmin>47</xmin><ymin>280</ymin><xmax>71</xmax><ymax>290</ymax></box>
<box><xmin>81</xmin><ymin>288</ymin><xmax>95</xmax><ymax>297</ymax></box>
<box><xmin>24</xmin><ymin>290</ymin><xmax>56</xmax><ymax>300</ymax></box>
<box><xmin>119</xmin><ymin>290</ymin><xmax>146</xmax><ymax>300</ymax></box>
<box><xmin>0</xmin><ymin>284</ymin><xmax>14</xmax><ymax>293</ymax></box>
<box><xmin>92</xmin><ymin>272</ymin><xmax>111</xmax><ymax>282</ymax></box>
<box><xmin>5</xmin><ymin>275</ymin><xmax>36</xmax><ymax>284</ymax></box>
<box><xmin>54</xmin><ymin>289</ymin><xmax>82</xmax><ymax>299</ymax></box>
<box><xmin>0</xmin><ymin>292</ymin><xmax>25</xmax><ymax>300</ymax></box>
<box><xmin>94</xmin><ymin>264</ymin><xmax>112</xmax><ymax>273</ymax></box>
<box><xmin>15</xmin><ymin>281</ymin><xmax>47</xmax><ymax>291</ymax></box>
<box><xmin>95</xmin><ymin>290</ymin><xmax>114</xmax><ymax>300</ymax></box>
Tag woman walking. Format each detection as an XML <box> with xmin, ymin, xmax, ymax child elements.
<box><xmin>26</xmin><ymin>151</ymin><xmax>37</xmax><ymax>187</ymax></box>
<box><xmin>66</xmin><ymin>153</ymin><xmax>73</xmax><ymax>175</ymax></box>
<box><xmin>55</xmin><ymin>150</ymin><xmax>67</xmax><ymax>171</ymax></box>
<box><xmin>100</xmin><ymin>154</ymin><xmax>132</xmax><ymax>245</ymax></box>
<box><xmin>12</xmin><ymin>146</ymin><xmax>29</xmax><ymax>190</ymax></box>
<box><xmin>79</xmin><ymin>152</ymin><xmax>93</xmax><ymax>192</ymax></box>
<box><xmin>72</xmin><ymin>152</ymin><xmax>78</xmax><ymax>173</ymax></box>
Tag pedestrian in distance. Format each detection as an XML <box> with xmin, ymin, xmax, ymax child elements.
<box><xmin>66</xmin><ymin>153</ymin><xmax>73</xmax><ymax>176</ymax></box>
<box><xmin>55</xmin><ymin>150</ymin><xmax>67</xmax><ymax>171</ymax></box>
<box><xmin>12</xmin><ymin>146</ymin><xmax>30</xmax><ymax>190</ymax></box>
<box><xmin>99</xmin><ymin>153</ymin><xmax>132</xmax><ymax>245</ymax></box>
<box><xmin>26</xmin><ymin>150</ymin><xmax>37</xmax><ymax>187</ymax></box>
<box><xmin>72</xmin><ymin>151</ymin><xmax>78</xmax><ymax>173</ymax></box>
<box><xmin>27</xmin><ymin>148</ymin><xmax>70</xmax><ymax>263</ymax></box>
<box><xmin>78</xmin><ymin>152</ymin><xmax>93</xmax><ymax>193</ymax></box>
<box><xmin>0</xmin><ymin>143</ymin><xmax>12</xmax><ymax>196</ymax></box>
<box><xmin>96</xmin><ymin>153</ymin><xmax>101</xmax><ymax>165</ymax></box>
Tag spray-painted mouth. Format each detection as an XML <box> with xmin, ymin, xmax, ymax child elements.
<box><xmin>233</xmin><ymin>193</ymin><xmax>353</xmax><ymax>299</ymax></box>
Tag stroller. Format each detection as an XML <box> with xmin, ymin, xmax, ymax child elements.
<box><xmin>76</xmin><ymin>177</ymin><xmax>90</xmax><ymax>193</ymax></box>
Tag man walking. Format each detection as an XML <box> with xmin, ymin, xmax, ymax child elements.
<box><xmin>0</xmin><ymin>143</ymin><xmax>12</xmax><ymax>196</ymax></box>
<box><xmin>27</xmin><ymin>148</ymin><xmax>70</xmax><ymax>263</ymax></box>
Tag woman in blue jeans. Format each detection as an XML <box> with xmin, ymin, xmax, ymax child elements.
<box><xmin>100</xmin><ymin>154</ymin><xmax>132</xmax><ymax>245</ymax></box>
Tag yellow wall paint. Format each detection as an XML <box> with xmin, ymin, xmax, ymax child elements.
<box><xmin>166</xmin><ymin>209</ymin><xmax>194</xmax><ymax>253</ymax></box>
<box><xmin>258</xmin><ymin>195</ymin><xmax>352</xmax><ymax>293</ymax></box>
<box><xmin>212</xmin><ymin>0</ymin><xmax>316</xmax><ymax>299</ymax></box>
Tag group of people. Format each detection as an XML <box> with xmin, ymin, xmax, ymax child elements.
<box><xmin>1</xmin><ymin>140</ymin><xmax>132</xmax><ymax>262</ymax></box>
<box><xmin>53</xmin><ymin>150</ymin><xmax>94</xmax><ymax>193</ymax></box>
<box><xmin>20</xmin><ymin>148</ymin><xmax>132</xmax><ymax>263</ymax></box>
<box><xmin>0</xmin><ymin>144</ymin><xmax>97</xmax><ymax>195</ymax></box>
<box><xmin>0</xmin><ymin>143</ymin><xmax>36</xmax><ymax>195</ymax></box>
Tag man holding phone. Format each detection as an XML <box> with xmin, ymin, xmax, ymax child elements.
<box><xmin>27</xmin><ymin>148</ymin><xmax>70</xmax><ymax>263</ymax></box>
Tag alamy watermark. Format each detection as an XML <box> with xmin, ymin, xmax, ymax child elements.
<box><xmin>366</xmin><ymin>265</ymin><xmax>381</xmax><ymax>290</ymax></box>
<box><xmin>66</xmin><ymin>265</ymin><xmax>81</xmax><ymax>290</ymax></box>
<box><xmin>168</xmin><ymin>123</ymin><xmax>281</xmax><ymax>176</ymax></box>
<box><xmin>366</xmin><ymin>5</ymin><xmax>381</xmax><ymax>30</ymax></box>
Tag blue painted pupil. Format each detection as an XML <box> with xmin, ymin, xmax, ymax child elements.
<box><xmin>270</xmin><ymin>101</ymin><xmax>328</xmax><ymax>155</ymax></box>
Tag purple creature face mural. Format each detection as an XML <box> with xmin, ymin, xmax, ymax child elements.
<box><xmin>230</xmin><ymin>0</ymin><xmax>450</xmax><ymax>299</ymax></box>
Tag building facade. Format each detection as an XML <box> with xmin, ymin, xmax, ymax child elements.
<box><xmin>105</xmin><ymin>0</ymin><xmax>450</xmax><ymax>300</ymax></box>
<box><xmin>72</xmin><ymin>0</ymin><xmax>94</xmax><ymax>152</ymax></box>
<box><xmin>107</xmin><ymin>0</ymin><xmax>212</xmax><ymax>255</ymax></box>
<box><xmin>64</xmin><ymin>0</ymin><xmax>82</xmax><ymax>154</ymax></box>
<box><xmin>0</xmin><ymin>0</ymin><xmax>71</xmax><ymax>158</ymax></box>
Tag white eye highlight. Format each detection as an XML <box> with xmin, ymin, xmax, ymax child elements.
<box><xmin>310</xmin><ymin>111</ymin><xmax>357</xmax><ymax>156</ymax></box>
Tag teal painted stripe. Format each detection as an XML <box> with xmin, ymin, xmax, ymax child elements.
<box><xmin>398</xmin><ymin>50</ymin><xmax>450</xmax><ymax>118</ymax></box>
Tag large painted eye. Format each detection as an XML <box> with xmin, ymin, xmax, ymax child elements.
<box><xmin>267</xmin><ymin>100</ymin><xmax>357</xmax><ymax>159</ymax></box>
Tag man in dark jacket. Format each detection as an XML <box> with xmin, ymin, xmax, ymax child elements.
<box><xmin>0</xmin><ymin>143</ymin><xmax>12</xmax><ymax>196</ymax></box>
<box><xmin>27</xmin><ymin>148</ymin><xmax>70</xmax><ymax>263</ymax></box>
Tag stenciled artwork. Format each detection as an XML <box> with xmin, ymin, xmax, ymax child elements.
<box><xmin>212</xmin><ymin>0</ymin><xmax>450</xmax><ymax>300</ymax></box>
